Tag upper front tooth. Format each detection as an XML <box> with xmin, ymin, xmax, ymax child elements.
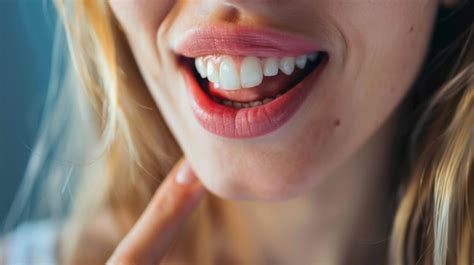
<box><xmin>207</xmin><ymin>60</ymin><xmax>220</xmax><ymax>85</ymax></box>
<box><xmin>295</xmin><ymin>55</ymin><xmax>307</xmax><ymax>69</ymax></box>
<box><xmin>279</xmin><ymin>57</ymin><xmax>296</xmax><ymax>75</ymax></box>
<box><xmin>263</xmin><ymin>57</ymin><xmax>279</xmax><ymax>77</ymax></box>
<box><xmin>195</xmin><ymin>57</ymin><xmax>207</xmax><ymax>78</ymax></box>
<box><xmin>202</xmin><ymin>54</ymin><xmax>313</xmax><ymax>90</ymax></box>
<box><xmin>219</xmin><ymin>56</ymin><xmax>241</xmax><ymax>90</ymax></box>
<box><xmin>240</xmin><ymin>56</ymin><xmax>263</xmax><ymax>88</ymax></box>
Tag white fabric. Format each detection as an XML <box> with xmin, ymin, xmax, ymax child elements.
<box><xmin>5</xmin><ymin>220</ymin><xmax>59</xmax><ymax>265</ymax></box>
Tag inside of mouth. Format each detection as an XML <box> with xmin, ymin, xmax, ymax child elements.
<box><xmin>184</xmin><ymin>53</ymin><xmax>327</xmax><ymax>108</ymax></box>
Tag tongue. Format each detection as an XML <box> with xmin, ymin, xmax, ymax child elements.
<box><xmin>207</xmin><ymin>68</ymin><xmax>307</xmax><ymax>102</ymax></box>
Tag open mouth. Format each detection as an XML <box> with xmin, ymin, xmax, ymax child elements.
<box><xmin>182</xmin><ymin>52</ymin><xmax>327</xmax><ymax>109</ymax></box>
<box><xmin>175</xmin><ymin>25</ymin><xmax>328</xmax><ymax>138</ymax></box>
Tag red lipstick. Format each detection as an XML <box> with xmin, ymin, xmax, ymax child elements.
<box><xmin>176</xmin><ymin>25</ymin><xmax>324</xmax><ymax>58</ymax></box>
<box><xmin>175</xmin><ymin>25</ymin><xmax>327</xmax><ymax>138</ymax></box>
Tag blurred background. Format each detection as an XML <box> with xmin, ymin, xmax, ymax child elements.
<box><xmin>0</xmin><ymin>1</ymin><xmax>55</xmax><ymax>227</ymax></box>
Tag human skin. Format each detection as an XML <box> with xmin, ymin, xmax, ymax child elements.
<box><xmin>104</xmin><ymin>0</ymin><xmax>460</xmax><ymax>264</ymax></box>
<box><xmin>108</xmin><ymin>0</ymin><xmax>438</xmax><ymax>200</ymax></box>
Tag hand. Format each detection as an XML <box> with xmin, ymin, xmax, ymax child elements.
<box><xmin>106</xmin><ymin>158</ymin><xmax>206</xmax><ymax>265</ymax></box>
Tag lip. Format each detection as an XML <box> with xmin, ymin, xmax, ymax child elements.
<box><xmin>175</xmin><ymin>25</ymin><xmax>325</xmax><ymax>58</ymax></box>
<box><xmin>181</xmin><ymin>58</ymin><xmax>326</xmax><ymax>138</ymax></box>
<box><xmin>175</xmin><ymin>25</ymin><xmax>327</xmax><ymax>138</ymax></box>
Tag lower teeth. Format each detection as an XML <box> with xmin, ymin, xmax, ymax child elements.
<box><xmin>212</xmin><ymin>92</ymin><xmax>284</xmax><ymax>109</ymax></box>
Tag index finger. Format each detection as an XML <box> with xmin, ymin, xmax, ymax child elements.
<box><xmin>107</xmin><ymin>158</ymin><xmax>206</xmax><ymax>265</ymax></box>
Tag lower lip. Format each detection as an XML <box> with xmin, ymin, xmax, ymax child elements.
<box><xmin>182</xmin><ymin>61</ymin><xmax>326</xmax><ymax>138</ymax></box>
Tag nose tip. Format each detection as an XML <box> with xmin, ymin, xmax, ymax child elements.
<box><xmin>220</xmin><ymin>0</ymin><xmax>285</xmax><ymax>9</ymax></box>
<box><xmin>197</xmin><ymin>0</ymin><xmax>304</xmax><ymax>27</ymax></box>
<box><xmin>205</xmin><ymin>0</ymin><xmax>297</xmax><ymax>17</ymax></box>
<box><xmin>221</xmin><ymin>0</ymin><xmax>283</xmax><ymax>5</ymax></box>
<box><xmin>201</xmin><ymin>0</ymin><xmax>271</xmax><ymax>22</ymax></box>
<box><xmin>207</xmin><ymin>3</ymin><xmax>242</xmax><ymax>24</ymax></box>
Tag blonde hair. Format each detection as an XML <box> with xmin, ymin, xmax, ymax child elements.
<box><xmin>6</xmin><ymin>1</ymin><xmax>473</xmax><ymax>264</ymax></box>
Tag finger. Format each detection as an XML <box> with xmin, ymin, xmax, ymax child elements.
<box><xmin>107</xmin><ymin>158</ymin><xmax>206</xmax><ymax>265</ymax></box>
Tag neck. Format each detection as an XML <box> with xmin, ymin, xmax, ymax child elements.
<box><xmin>230</xmin><ymin>113</ymin><xmax>400</xmax><ymax>265</ymax></box>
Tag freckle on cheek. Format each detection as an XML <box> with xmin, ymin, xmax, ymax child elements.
<box><xmin>409</xmin><ymin>25</ymin><xmax>414</xmax><ymax>33</ymax></box>
<box><xmin>333</xmin><ymin>119</ymin><xmax>341</xmax><ymax>127</ymax></box>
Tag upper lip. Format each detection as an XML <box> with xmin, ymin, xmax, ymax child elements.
<box><xmin>173</xmin><ymin>24</ymin><xmax>325</xmax><ymax>58</ymax></box>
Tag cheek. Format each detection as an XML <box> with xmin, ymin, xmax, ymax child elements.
<box><xmin>108</xmin><ymin>0</ymin><xmax>176</xmax><ymax>34</ymax></box>
<box><xmin>338</xmin><ymin>2</ymin><xmax>437</xmax><ymax>125</ymax></box>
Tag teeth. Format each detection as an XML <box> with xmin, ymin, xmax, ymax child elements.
<box><xmin>211</xmin><ymin>97</ymin><xmax>279</xmax><ymax>109</ymax></box>
<box><xmin>195</xmin><ymin>57</ymin><xmax>207</xmax><ymax>78</ymax></box>
<box><xmin>295</xmin><ymin>55</ymin><xmax>307</xmax><ymax>69</ymax></box>
<box><xmin>207</xmin><ymin>60</ymin><xmax>220</xmax><ymax>86</ymax></box>
<box><xmin>224</xmin><ymin>99</ymin><xmax>270</xmax><ymax>109</ymax></box>
<box><xmin>263</xmin><ymin>57</ymin><xmax>279</xmax><ymax>77</ymax></box>
<box><xmin>279</xmin><ymin>57</ymin><xmax>296</xmax><ymax>75</ymax></box>
<box><xmin>250</xmin><ymin>101</ymin><xmax>262</xmax><ymax>107</ymax></box>
<box><xmin>196</xmin><ymin>52</ymin><xmax>320</xmax><ymax>90</ymax></box>
<box><xmin>233</xmin><ymin>102</ymin><xmax>243</xmax><ymax>108</ymax></box>
<box><xmin>220</xmin><ymin>56</ymin><xmax>240</xmax><ymax>90</ymax></box>
<box><xmin>241</xmin><ymin>56</ymin><xmax>263</xmax><ymax>88</ymax></box>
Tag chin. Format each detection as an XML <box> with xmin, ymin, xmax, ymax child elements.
<box><xmin>190</xmin><ymin>157</ymin><xmax>318</xmax><ymax>201</ymax></box>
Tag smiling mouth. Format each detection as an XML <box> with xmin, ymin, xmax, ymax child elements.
<box><xmin>181</xmin><ymin>52</ymin><xmax>327</xmax><ymax>108</ymax></box>
<box><xmin>175</xmin><ymin>25</ymin><xmax>328</xmax><ymax>138</ymax></box>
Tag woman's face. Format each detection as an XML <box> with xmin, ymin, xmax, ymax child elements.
<box><xmin>109</xmin><ymin>0</ymin><xmax>438</xmax><ymax>200</ymax></box>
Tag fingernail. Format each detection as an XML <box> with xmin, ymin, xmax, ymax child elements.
<box><xmin>175</xmin><ymin>162</ymin><xmax>197</xmax><ymax>185</ymax></box>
